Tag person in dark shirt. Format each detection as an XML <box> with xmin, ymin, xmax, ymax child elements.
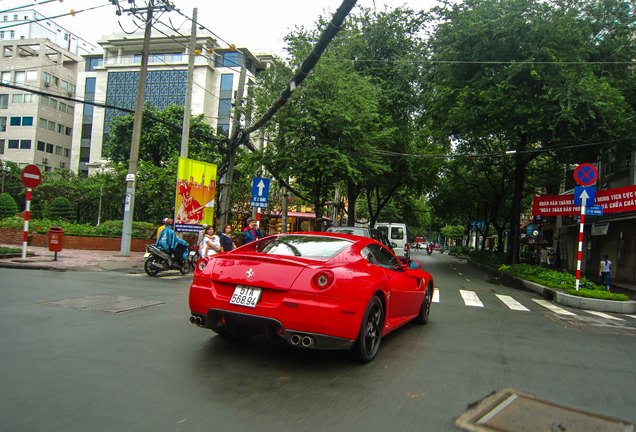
<box><xmin>220</xmin><ymin>224</ymin><xmax>235</xmax><ymax>252</ymax></box>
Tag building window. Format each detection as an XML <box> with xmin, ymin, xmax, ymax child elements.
<box><xmin>38</xmin><ymin>118</ymin><xmax>47</xmax><ymax>129</ymax></box>
<box><xmin>47</xmin><ymin>120</ymin><xmax>55</xmax><ymax>131</ymax></box>
<box><xmin>65</xmin><ymin>126</ymin><xmax>72</xmax><ymax>136</ymax></box>
<box><xmin>14</xmin><ymin>71</ymin><xmax>25</xmax><ymax>83</ymax></box>
<box><xmin>10</xmin><ymin>116</ymin><xmax>21</xmax><ymax>126</ymax></box>
<box><xmin>0</xmin><ymin>117</ymin><xmax>5</xmax><ymax>131</ymax></box>
<box><xmin>26</xmin><ymin>70</ymin><xmax>37</xmax><ymax>81</ymax></box>
<box><xmin>0</xmin><ymin>94</ymin><xmax>7</xmax><ymax>108</ymax></box>
<box><xmin>55</xmin><ymin>145</ymin><xmax>63</xmax><ymax>156</ymax></box>
<box><xmin>37</xmin><ymin>141</ymin><xmax>46</xmax><ymax>151</ymax></box>
<box><xmin>64</xmin><ymin>148</ymin><xmax>70</xmax><ymax>157</ymax></box>
<box><xmin>0</xmin><ymin>71</ymin><xmax>10</xmax><ymax>83</ymax></box>
<box><xmin>12</xmin><ymin>94</ymin><xmax>23</xmax><ymax>103</ymax></box>
<box><xmin>22</xmin><ymin>116</ymin><xmax>33</xmax><ymax>126</ymax></box>
<box><xmin>20</xmin><ymin>140</ymin><xmax>31</xmax><ymax>149</ymax></box>
<box><xmin>85</xmin><ymin>57</ymin><xmax>103</xmax><ymax>71</ymax></box>
<box><xmin>0</xmin><ymin>139</ymin><xmax>4</xmax><ymax>154</ymax></box>
<box><xmin>46</xmin><ymin>143</ymin><xmax>54</xmax><ymax>153</ymax></box>
<box><xmin>57</xmin><ymin>124</ymin><xmax>65</xmax><ymax>134</ymax></box>
<box><xmin>8</xmin><ymin>139</ymin><xmax>19</xmax><ymax>149</ymax></box>
<box><xmin>216</xmin><ymin>51</ymin><xmax>243</xmax><ymax>68</ymax></box>
<box><xmin>24</xmin><ymin>94</ymin><xmax>34</xmax><ymax>103</ymax></box>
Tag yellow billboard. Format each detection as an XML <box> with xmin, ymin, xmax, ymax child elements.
<box><xmin>174</xmin><ymin>157</ymin><xmax>217</xmax><ymax>233</ymax></box>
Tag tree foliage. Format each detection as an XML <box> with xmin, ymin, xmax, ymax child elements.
<box><xmin>0</xmin><ymin>192</ymin><xmax>18</xmax><ymax>220</ymax></box>
<box><xmin>423</xmin><ymin>0</ymin><xmax>635</xmax><ymax>262</ymax></box>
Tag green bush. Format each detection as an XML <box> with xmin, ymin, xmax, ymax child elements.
<box><xmin>470</xmin><ymin>249</ymin><xmax>506</xmax><ymax>267</ymax></box>
<box><xmin>0</xmin><ymin>216</ymin><xmax>155</xmax><ymax>239</ymax></box>
<box><xmin>499</xmin><ymin>263</ymin><xmax>628</xmax><ymax>301</ymax></box>
<box><xmin>0</xmin><ymin>192</ymin><xmax>18</xmax><ymax>220</ymax></box>
<box><xmin>45</xmin><ymin>196</ymin><xmax>74</xmax><ymax>221</ymax></box>
<box><xmin>450</xmin><ymin>245</ymin><xmax>473</xmax><ymax>256</ymax></box>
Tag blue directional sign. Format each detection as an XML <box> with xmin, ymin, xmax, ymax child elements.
<box><xmin>585</xmin><ymin>205</ymin><xmax>604</xmax><ymax>216</ymax></box>
<box><xmin>573</xmin><ymin>186</ymin><xmax>596</xmax><ymax>207</ymax></box>
<box><xmin>250</xmin><ymin>177</ymin><xmax>270</xmax><ymax>208</ymax></box>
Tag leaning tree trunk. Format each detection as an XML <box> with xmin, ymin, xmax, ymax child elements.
<box><xmin>346</xmin><ymin>179</ymin><xmax>356</xmax><ymax>227</ymax></box>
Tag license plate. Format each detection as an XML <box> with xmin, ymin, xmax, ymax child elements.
<box><xmin>230</xmin><ymin>285</ymin><xmax>262</xmax><ymax>308</ymax></box>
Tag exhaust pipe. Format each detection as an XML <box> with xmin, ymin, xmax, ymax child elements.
<box><xmin>290</xmin><ymin>334</ymin><xmax>302</xmax><ymax>346</ymax></box>
<box><xmin>301</xmin><ymin>336</ymin><xmax>315</xmax><ymax>348</ymax></box>
<box><xmin>189</xmin><ymin>315</ymin><xmax>203</xmax><ymax>326</ymax></box>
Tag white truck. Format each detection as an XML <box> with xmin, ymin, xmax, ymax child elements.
<box><xmin>375</xmin><ymin>222</ymin><xmax>410</xmax><ymax>262</ymax></box>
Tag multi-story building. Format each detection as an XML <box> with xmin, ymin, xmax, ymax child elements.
<box><xmin>0</xmin><ymin>9</ymin><xmax>96</xmax><ymax>56</ymax></box>
<box><xmin>0</xmin><ymin>10</ymin><xmax>96</xmax><ymax>170</ymax></box>
<box><xmin>71</xmin><ymin>32</ymin><xmax>266</xmax><ymax>175</ymax></box>
<box><xmin>0</xmin><ymin>38</ymin><xmax>83</xmax><ymax>171</ymax></box>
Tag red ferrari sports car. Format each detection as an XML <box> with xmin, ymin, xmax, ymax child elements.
<box><xmin>188</xmin><ymin>232</ymin><xmax>434</xmax><ymax>362</ymax></box>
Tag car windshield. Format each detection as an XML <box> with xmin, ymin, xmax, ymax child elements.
<box><xmin>257</xmin><ymin>235</ymin><xmax>351</xmax><ymax>260</ymax></box>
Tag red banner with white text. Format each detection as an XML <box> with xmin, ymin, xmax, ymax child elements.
<box><xmin>532</xmin><ymin>184</ymin><xmax>636</xmax><ymax>216</ymax></box>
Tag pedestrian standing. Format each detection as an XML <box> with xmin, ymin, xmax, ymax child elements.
<box><xmin>199</xmin><ymin>226</ymin><xmax>221</xmax><ymax>258</ymax></box>
<box><xmin>599</xmin><ymin>255</ymin><xmax>612</xmax><ymax>291</ymax></box>
<box><xmin>220</xmin><ymin>224</ymin><xmax>236</xmax><ymax>252</ymax></box>
<box><xmin>243</xmin><ymin>217</ymin><xmax>264</xmax><ymax>244</ymax></box>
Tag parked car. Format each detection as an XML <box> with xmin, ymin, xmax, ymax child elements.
<box><xmin>188</xmin><ymin>232</ymin><xmax>434</xmax><ymax>362</ymax></box>
<box><xmin>326</xmin><ymin>226</ymin><xmax>393</xmax><ymax>250</ymax></box>
<box><xmin>375</xmin><ymin>222</ymin><xmax>410</xmax><ymax>262</ymax></box>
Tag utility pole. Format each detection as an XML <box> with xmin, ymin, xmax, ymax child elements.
<box><xmin>180</xmin><ymin>7</ymin><xmax>197</xmax><ymax>158</ymax></box>
<box><xmin>118</xmin><ymin>0</ymin><xmax>174</xmax><ymax>256</ymax></box>
<box><xmin>218</xmin><ymin>65</ymin><xmax>247</xmax><ymax>229</ymax></box>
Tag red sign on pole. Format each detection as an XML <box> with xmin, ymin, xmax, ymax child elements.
<box><xmin>532</xmin><ymin>185</ymin><xmax>636</xmax><ymax>216</ymax></box>
<box><xmin>573</xmin><ymin>163</ymin><xmax>598</xmax><ymax>186</ymax></box>
<box><xmin>21</xmin><ymin>164</ymin><xmax>42</xmax><ymax>189</ymax></box>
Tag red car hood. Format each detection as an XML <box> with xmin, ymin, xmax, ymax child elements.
<box><xmin>207</xmin><ymin>253</ymin><xmax>322</xmax><ymax>291</ymax></box>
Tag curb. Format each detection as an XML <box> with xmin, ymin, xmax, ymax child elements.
<box><xmin>467</xmin><ymin>258</ymin><xmax>636</xmax><ymax>314</ymax></box>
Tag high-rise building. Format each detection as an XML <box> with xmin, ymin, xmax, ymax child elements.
<box><xmin>71</xmin><ymin>32</ymin><xmax>267</xmax><ymax>175</ymax></box>
<box><xmin>0</xmin><ymin>10</ymin><xmax>96</xmax><ymax>171</ymax></box>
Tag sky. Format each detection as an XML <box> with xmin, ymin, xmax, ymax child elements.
<box><xmin>0</xmin><ymin>0</ymin><xmax>442</xmax><ymax>56</ymax></box>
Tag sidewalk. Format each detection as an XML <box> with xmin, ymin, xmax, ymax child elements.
<box><xmin>0</xmin><ymin>244</ymin><xmax>145</xmax><ymax>272</ymax></box>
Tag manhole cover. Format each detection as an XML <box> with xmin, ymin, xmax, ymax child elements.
<box><xmin>42</xmin><ymin>295</ymin><xmax>163</xmax><ymax>313</ymax></box>
<box><xmin>456</xmin><ymin>388</ymin><xmax>634</xmax><ymax>432</ymax></box>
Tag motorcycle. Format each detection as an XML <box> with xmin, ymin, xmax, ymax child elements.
<box><xmin>144</xmin><ymin>244</ymin><xmax>188</xmax><ymax>276</ymax></box>
<box><xmin>426</xmin><ymin>245</ymin><xmax>433</xmax><ymax>255</ymax></box>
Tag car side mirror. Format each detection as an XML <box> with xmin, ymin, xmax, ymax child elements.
<box><xmin>407</xmin><ymin>260</ymin><xmax>421</xmax><ymax>270</ymax></box>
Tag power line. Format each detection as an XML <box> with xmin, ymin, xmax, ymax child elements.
<box><xmin>0</xmin><ymin>2</ymin><xmax>112</xmax><ymax>30</ymax></box>
<box><xmin>0</xmin><ymin>0</ymin><xmax>58</xmax><ymax>14</ymax></box>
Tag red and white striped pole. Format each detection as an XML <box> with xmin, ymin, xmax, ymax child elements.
<box><xmin>21</xmin><ymin>188</ymin><xmax>32</xmax><ymax>260</ymax></box>
<box><xmin>575</xmin><ymin>203</ymin><xmax>586</xmax><ymax>291</ymax></box>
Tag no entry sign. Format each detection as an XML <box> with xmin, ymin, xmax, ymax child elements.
<box><xmin>21</xmin><ymin>164</ymin><xmax>42</xmax><ymax>189</ymax></box>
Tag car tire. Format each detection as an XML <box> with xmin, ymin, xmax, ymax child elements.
<box><xmin>144</xmin><ymin>256</ymin><xmax>160</xmax><ymax>276</ymax></box>
<box><xmin>353</xmin><ymin>296</ymin><xmax>384</xmax><ymax>363</ymax></box>
<box><xmin>415</xmin><ymin>283</ymin><xmax>433</xmax><ymax>325</ymax></box>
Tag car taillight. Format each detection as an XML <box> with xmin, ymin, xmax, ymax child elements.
<box><xmin>196</xmin><ymin>258</ymin><xmax>208</xmax><ymax>273</ymax></box>
<box><xmin>312</xmin><ymin>271</ymin><xmax>334</xmax><ymax>290</ymax></box>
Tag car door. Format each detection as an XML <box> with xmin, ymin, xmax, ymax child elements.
<box><xmin>366</xmin><ymin>244</ymin><xmax>422</xmax><ymax>322</ymax></box>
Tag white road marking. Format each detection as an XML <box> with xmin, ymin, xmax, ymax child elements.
<box><xmin>532</xmin><ymin>299</ymin><xmax>576</xmax><ymax>316</ymax></box>
<box><xmin>496</xmin><ymin>294</ymin><xmax>529</xmax><ymax>311</ymax></box>
<box><xmin>626</xmin><ymin>314</ymin><xmax>636</xmax><ymax>319</ymax></box>
<box><xmin>584</xmin><ymin>310</ymin><xmax>625</xmax><ymax>321</ymax></box>
<box><xmin>432</xmin><ymin>288</ymin><xmax>440</xmax><ymax>303</ymax></box>
<box><xmin>457</xmin><ymin>272</ymin><xmax>462</xmax><ymax>276</ymax></box>
<box><xmin>460</xmin><ymin>290</ymin><xmax>484</xmax><ymax>307</ymax></box>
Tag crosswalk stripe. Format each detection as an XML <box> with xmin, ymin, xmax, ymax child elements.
<box><xmin>460</xmin><ymin>290</ymin><xmax>484</xmax><ymax>307</ymax></box>
<box><xmin>432</xmin><ymin>288</ymin><xmax>440</xmax><ymax>303</ymax></box>
<box><xmin>584</xmin><ymin>310</ymin><xmax>625</xmax><ymax>321</ymax></box>
<box><xmin>532</xmin><ymin>299</ymin><xmax>576</xmax><ymax>316</ymax></box>
<box><xmin>496</xmin><ymin>294</ymin><xmax>529</xmax><ymax>311</ymax></box>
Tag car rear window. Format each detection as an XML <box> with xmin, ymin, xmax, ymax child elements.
<box><xmin>257</xmin><ymin>235</ymin><xmax>351</xmax><ymax>259</ymax></box>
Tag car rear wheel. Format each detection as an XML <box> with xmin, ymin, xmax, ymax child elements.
<box><xmin>415</xmin><ymin>283</ymin><xmax>432</xmax><ymax>325</ymax></box>
<box><xmin>353</xmin><ymin>296</ymin><xmax>383</xmax><ymax>363</ymax></box>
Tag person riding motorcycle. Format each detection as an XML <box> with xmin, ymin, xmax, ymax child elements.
<box><xmin>155</xmin><ymin>219</ymin><xmax>189</xmax><ymax>264</ymax></box>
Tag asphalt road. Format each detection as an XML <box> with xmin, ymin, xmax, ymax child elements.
<box><xmin>1</xmin><ymin>252</ymin><xmax>635</xmax><ymax>432</ymax></box>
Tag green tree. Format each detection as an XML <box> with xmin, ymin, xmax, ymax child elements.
<box><xmin>106</xmin><ymin>104</ymin><xmax>221</xmax><ymax>167</ymax></box>
<box><xmin>0</xmin><ymin>192</ymin><xmax>18</xmax><ymax>220</ymax></box>
<box><xmin>423</xmin><ymin>0</ymin><xmax>635</xmax><ymax>263</ymax></box>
